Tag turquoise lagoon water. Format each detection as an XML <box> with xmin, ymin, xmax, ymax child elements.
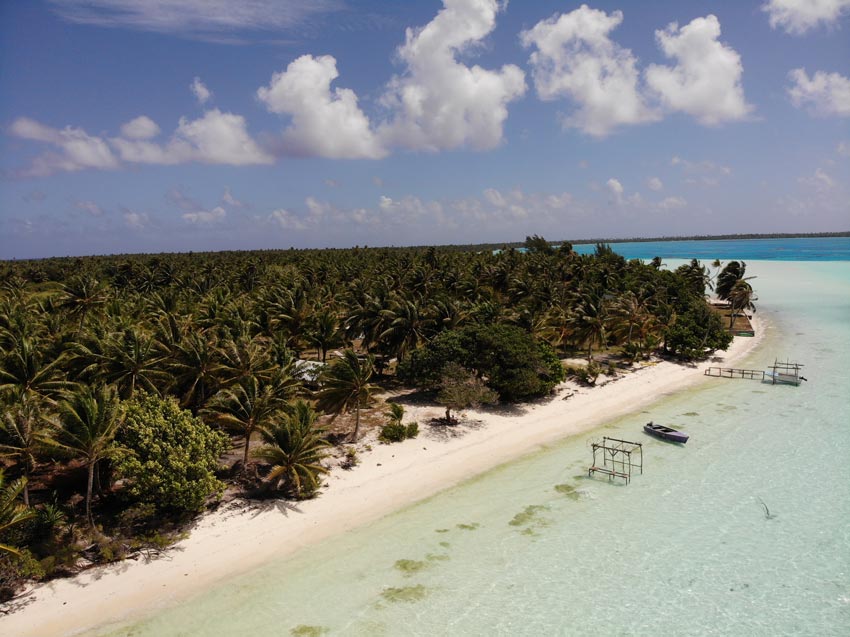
<box><xmin>571</xmin><ymin>236</ymin><xmax>850</xmax><ymax>261</ymax></box>
<box><xmin>98</xmin><ymin>254</ymin><xmax>850</xmax><ymax>636</ymax></box>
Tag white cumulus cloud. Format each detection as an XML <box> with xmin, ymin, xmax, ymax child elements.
<box><xmin>647</xmin><ymin>177</ymin><xmax>663</xmax><ymax>191</ymax></box>
<box><xmin>521</xmin><ymin>5</ymin><xmax>658</xmax><ymax>136</ymax></box>
<box><xmin>787</xmin><ymin>69</ymin><xmax>850</xmax><ymax>117</ymax></box>
<box><xmin>123</xmin><ymin>210</ymin><xmax>148</xmax><ymax>229</ymax></box>
<box><xmin>257</xmin><ymin>54</ymin><xmax>386</xmax><ymax>159</ymax></box>
<box><xmin>607</xmin><ymin>177</ymin><xmax>625</xmax><ymax>204</ymax></box>
<box><xmin>9</xmin><ymin>117</ymin><xmax>120</xmax><ymax>177</ymax></box>
<box><xmin>183</xmin><ymin>206</ymin><xmax>226</xmax><ymax>224</ymax></box>
<box><xmin>378</xmin><ymin>0</ymin><xmax>526</xmax><ymax>151</ymax></box>
<box><xmin>190</xmin><ymin>77</ymin><xmax>212</xmax><ymax>104</ymax></box>
<box><xmin>75</xmin><ymin>200</ymin><xmax>103</xmax><ymax>216</ymax></box>
<box><xmin>645</xmin><ymin>15</ymin><xmax>752</xmax><ymax>125</ymax></box>
<box><xmin>120</xmin><ymin>115</ymin><xmax>160</xmax><ymax>139</ymax></box>
<box><xmin>658</xmin><ymin>196</ymin><xmax>687</xmax><ymax>210</ymax></box>
<box><xmin>111</xmin><ymin>109</ymin><xmax>273</xmax><ymax>165</ymax></box>
<box><xmin>799</xmin><ymin>168</ymin><xmax>836</xmax><ymax>191</ymax></box>
<box><xmin>763</xmin><ymin>0</ymin><xmax>850</xmax><ymax>34</ymax></box>
<box><xmin>268</xmin><ymin>208</ymin><xmax>307</xmax><ymax>230</ymax></box>
<box><xmin>222</xmin><ymin>187</ymin><xmax>244</xmax><ymax>207</ymax></box>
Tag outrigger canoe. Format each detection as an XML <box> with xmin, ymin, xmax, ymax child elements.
<box><xmin>644</xmin><ymin>421</ymin><xmax>689</xmax><ymax>444</ymax></box>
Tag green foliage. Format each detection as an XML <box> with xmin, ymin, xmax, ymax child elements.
<box><xmin>315</xmin><ymin>349</ymin><xmax>376</xmax><ymax>441</ymax></box>
<box><xmin>115</xmin><ymin>392</ymin><xmax>228</xmax><ymax>514</ymax></box>
<box><xmin>665</xmin><ymin>301</ymin><xmax>732</xmax><ymax>360</ymax></box>
<box><xmin>253</xmin><ymin>400</ymin><xmax>329</xmax><ymax>498</ymax></box>
<box><xmin>399</xmin><ymin>324</ymin><xmax>565</xmax><ymax>402</ymax></box>
<box><xmin>715</xmin><ymin>261</ymin><xmax>746</xmax><ymax>300</ymax></box>
<box><xmin>378</xmin><ymin>402</ymin><xmax>417</xmax><ymax>443</ymax></box>
<box><xmin>436</xmin><ymin>362</ymin><xmax>498</xmax><ymax>421</ymax></box>
<box><xmin>0</xmin><ymin>471</ymin><xmax>37</xmax><ymax>556</ymax></box>
<box><xmin>0</xmin><ymin>549</ymin><xmax>44</xmax><ymax>602</ymax></box>
<box><xmin>569</xmin><ymin>362</ymin><xmax>602</xmax><ymax>385</ymax></box>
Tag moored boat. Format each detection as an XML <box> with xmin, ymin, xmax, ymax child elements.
<box><xmin>643</xmin><ymin>421</ymin><xmax>689</xmax><ymax>444</ymax></box>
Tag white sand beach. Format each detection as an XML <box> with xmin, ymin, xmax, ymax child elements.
<box><xmin>0</xmin><ymin>322</ymin><xmax>763</xmax><ymax>637</ymax></box>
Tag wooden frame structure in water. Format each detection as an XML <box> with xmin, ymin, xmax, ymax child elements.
<box><xmin>587</xmin><ymin>437</ymin><xmax>643</xmax><ymax>485</ymax></box>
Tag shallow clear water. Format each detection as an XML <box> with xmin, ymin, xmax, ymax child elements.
<box><xmin>97</xmin><ymin>259</ymin><xmax>850</xmax><ymax>637</ymax></box>
<box><xmin>571</xmin><ymin>236</ymin><xmax>850</xmax><ymax>261</ymax></box>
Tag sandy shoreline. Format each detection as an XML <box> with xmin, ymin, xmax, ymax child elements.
<box><xmin>0</xmin><ymin>321</ymin><xmax>763</xmax><ymax>636</ymax></box>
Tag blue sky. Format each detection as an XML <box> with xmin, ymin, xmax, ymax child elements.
<box><xmin>1</xmin><ymin>0</ymin><xmax>848</xmax><ymax>259</ymax></box>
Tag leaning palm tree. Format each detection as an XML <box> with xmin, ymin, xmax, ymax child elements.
<box><xmin>54</xmin><ymin>385</ymin><xmax>125</xmax><ymax>527</ymax></box>
<box><xmin>253</xmin><ymin>400</ymin><xmax>329</xmax><ymax>497</ymax></box>
<box><xmin>727</xmin><ymin>280</ymin><xmax>757</xmax><ymax>329</ymax></box>
<box><xmin>0</xmin><ymin>393</ymin><xmax>56</xmax><ymax>505</ymax></box>
<box><xmin>315</xmin><ymin>349</ymin><xmax>376</xmax><ymax>442</ymax></box>
<box><xmin>0</xmin><ymin>470</ymin><xmax>36</xmax><ymax>556</ymax></box>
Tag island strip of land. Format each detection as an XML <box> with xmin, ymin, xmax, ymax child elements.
<box><xmin>0</xmin><ymin>319</ymin><xmax>763</xmax><ymax>637</ymax></box>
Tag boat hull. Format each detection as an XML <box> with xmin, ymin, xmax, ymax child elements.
<box><xmin>644</xmin><ymin>423</ymin><xmax>689</xmax><ymax>444</ymax></box>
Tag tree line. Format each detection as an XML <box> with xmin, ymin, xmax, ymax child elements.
<box><xmin>0</xmin><ymin>239</ymin><xmax>738</xmax><ymax>599</ymax></box>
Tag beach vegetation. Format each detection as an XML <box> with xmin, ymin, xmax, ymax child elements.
<box><xmin>52</xmin><ymin>384</ymin><xmax>125</xmax><ymax>527</ymax></box>
<box><xmin>379</xmin><ymin>402</ymin><xmax>417</xmax><ymax>443</ymax></box>
<box><xmin>399</xmin><ymin>324</ymin><xmax>564</xmax><ymax>401</ymax></box>
<box><xmin>114</xmin><ymin>392</ymin><xmax>228</xmax><ymax>514</ymax></box>
<box><xmin>252</xmin><ymin>400</ymin><xmax>329</xmax><ymax>498</ymax></box>
<box><xmin>435</xmin><ymin>362</ymin><xmax>498</xmax><ymax>422</ymax></box>
<box><xmin>0</xmin><ymin>238</ymin><xmax>749</xmax><ymax>593</ymax></box>
<box><xmin>315</xmin><ymin>350</ymin><xmax>376</xmax><ymax>442</ymax></box>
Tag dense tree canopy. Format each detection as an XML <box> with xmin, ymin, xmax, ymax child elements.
<box><xmin>399</xmin><ymin>323</ymin><xmax>566</xmax><ymax>401</ymax></box>
<box><xmin>0</xmin><ymin>239</ymin><xmax>742</xmax><ymax>590</ymax></box>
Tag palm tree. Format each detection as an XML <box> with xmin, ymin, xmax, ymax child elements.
<box><xmin>0</xmin><ymin>470</ymin><xmax>36</xmax><ymax>556</ymax></box>
<box><xmin>0</xmin><ymin>394</ymin><xmax>56</xmax><ymax>505</ymax></box>
<box><xmin>0</xmin><ymin>337</ymin><xmax>68</xmax><ymax>402</ymax></box>
<box><xmin>54</xmin><ymin>385</ymin><xmax>125</xmax><ymax>526</ymax></box>
<box><xmin>609</xmin><ymin>291</ymin><xmax>649</xmax><ymax>347</ymax></box>
<box><xmin>727</xmin><ymin>280</ymin><xmax>757</xmax><ymax>329</ymax></box>
<box><xmin>568</xmin><ymin>294</ymin><xmax>608</xmax><ymax>361</ymax></box>
<box><xmin>315</xmin><ymin>349</ymin><xmax>376</xmax><ymax>441</ymax></box>
<box><xmin>75</xmin><ymin>328</ymin><xmax>168</xmax><ymax>399</ymax></box>
<box><xmin>384</xmin><ymin>401</ymin><xmax>405</xmax><ymax>427</ymax></box>
<box><xmin>306</xmin><ymin>308</ymin><xmax>345</xmax><ymax>363</ymax></box>
<box><xmin>379</xmin><ymin>296</ymin><xmax>435</xmax><ymax>362</ymax></box>
<box><xmin>59</xmin><ymin>274</ymin><xmax>108</xmax><ymax>336</ymax></box>
<box><xmin>715</xmin><ymin>261</ymin><xmax>750</xmax><ymax>300</ymax></box>
<box><xmin>167</xmin><ymin>330</ymin><xmax>223</xmax><ymax>411</ymax></box>
<box><xmin>217</xmin><ymin>336</ymin><xmax>277</xmax><ymax>388</ymax></box>
<box><xmin>203</xmin><ymin>375</ymin><xmax>292</xmax><ymax>470</ymax></box>
<box><xmin>253</xmin><ymin>400</ymin><xmax>329</xmax><ymax>497</ymax></box>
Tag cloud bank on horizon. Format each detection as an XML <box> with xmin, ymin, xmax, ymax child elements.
<box><xmin>1</xmin><ymin>0</ymin><xmax>848</xmax><ymax>258</ymax></box>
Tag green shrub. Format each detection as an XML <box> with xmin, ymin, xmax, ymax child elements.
<box><xmin>114</xmin><ymin>392</ymin><xmax>229</xmax><ymax>514</ymax></box>
<box><xmin>405</xmin><ymin>422</ymin><xmax>419</xmax><ymax>439</ymax></box>
<box><xmin>379</xmin><ymin>422</ymin><xmax>408</xmax><ymax>443</ymax></box>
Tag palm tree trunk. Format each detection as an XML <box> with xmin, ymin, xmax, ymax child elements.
<box><xmin>352</xmin><ymin>407</ymin><xmax>361</xmax><ymax>441</ymax></box>
<box><xmin>242</xmin><ymin>429</ymin><xmax>252</xmax><ymax>470</ymax></box>
<box><xmin>86</xmin><ymin>461</ymin><xmax>95</xmax><ymax>527</ymax></box>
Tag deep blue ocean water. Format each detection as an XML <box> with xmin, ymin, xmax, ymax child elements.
<box><xmin>570</xmin><ymin>236</ymin><xmax>850</xmax><ymax>261</ymax></box>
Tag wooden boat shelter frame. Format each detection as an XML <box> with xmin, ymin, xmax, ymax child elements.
<box><xmin>587</xmin><ymin>437</ymin><xmax>643</xmax><ymax>485</ymax></box>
